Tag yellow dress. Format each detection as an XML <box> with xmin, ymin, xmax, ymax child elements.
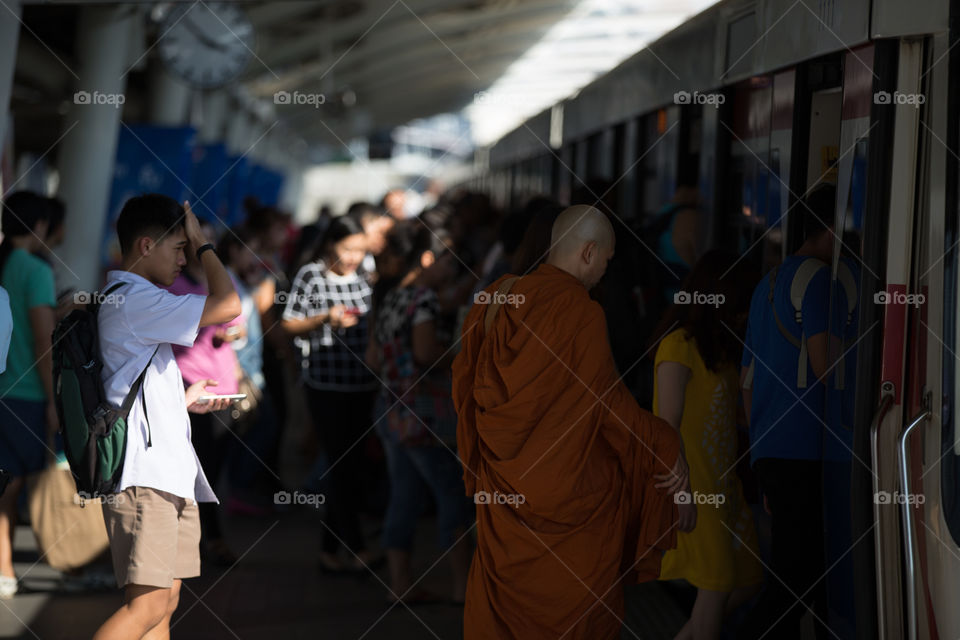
<box><xmin>654</xmin><ymin>329</ymin><xmax>763</xmax><ymax>592</ymax></box>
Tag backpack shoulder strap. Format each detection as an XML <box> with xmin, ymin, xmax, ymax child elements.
<box><xmin>833</xmin><ymin>260</ymin><xmax>859</xmax><ymax>391</ymax></box>
<box><xmin>836</xmin><ymin>260</ymin><xmax>857</xmax><ymax>322</ymax></box>
<box><xmin>770</xmin><ymin>257</ymin><xmax>827</xmax><ymax>389</ymax></box>
<box><xmin>790</xmin><ymin>258</ymin><xmax>828</xmax><ymax>322</ymax></box>
<box><xmin>483</xmin><ymin>277</ymin><xmax>520</xmax><ymax>335</ymax></box>
<box><xmin>118</xmin><ymin>346</ymin><xmax>159</xmax><ymax>447</ymax></box>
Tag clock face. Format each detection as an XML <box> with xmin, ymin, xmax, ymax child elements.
<box><xmin>157</xmin><ymin>3</ymin><xmax>255</xmax><ymax>89</ymax></box>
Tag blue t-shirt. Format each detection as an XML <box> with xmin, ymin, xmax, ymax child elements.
<box><xmin>741</xmin><ymin>255</ymin><xmax>831</xmax><ymax>464</ymax></box>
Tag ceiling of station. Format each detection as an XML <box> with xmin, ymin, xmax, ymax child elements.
<box><xmin>11</xmin><ymin>0</ymin><xmax>580</xmax><ymax>154</ymax></box>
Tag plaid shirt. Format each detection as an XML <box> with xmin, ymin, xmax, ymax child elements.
<box><xmin>283</xmin><ymin>262</ymin><xmax>376</xmax><ymax>391</ymax></box>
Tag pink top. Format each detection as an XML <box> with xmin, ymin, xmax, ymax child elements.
<box><xmin>166</xmin><ymin>273</ymin><xmax>241</xmax><ymax>394</ymax></box>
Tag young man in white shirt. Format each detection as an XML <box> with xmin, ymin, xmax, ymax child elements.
<box><xmin>94</xmin><ymin>194</ymin><xmax>241</xmax><ymax>640</ymax></box>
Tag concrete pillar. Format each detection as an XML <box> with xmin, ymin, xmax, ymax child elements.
<box><xmin>148</xmin><ymin>65</ymin><xmax>191</xmax><ymax>126</ymax></box>
<box><xmin>225</xmin><ymin>107</ymin><xmax>251</xmax><ymax>156</ymax></box>
<box><xmin>0</xmin><ymin>0</ymin><xmax>21</xmax><ymax>154</ymax></box>
<box><xmin>56</xmin><ymin>5</ymin><xmax>137</xmax><ymax>291</ymax></box>
<box><xmin>198</xmin><ymin>90</ymin><xmax>229</xmax><ymax>143</ymax></box>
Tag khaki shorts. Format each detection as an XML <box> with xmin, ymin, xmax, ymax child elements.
<box><xmin>101</xmin><ymin>486</ymin><xmax>201</xmax><ymax>589</ymax></box>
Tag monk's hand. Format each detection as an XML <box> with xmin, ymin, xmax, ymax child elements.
<box><xmin>654</xmin><ymin>452</ymin><xmax>690</xmax><ymax>494</ymax></box>
<box><xmin>677</xmin><ymin>502</ymin><xmax>697</xmax><ymax>533</ymax></box>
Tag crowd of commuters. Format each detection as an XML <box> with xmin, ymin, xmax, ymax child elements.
<box><xmin>0</xmin><ymin>177</ymin><xmax>847</xmax><ymax>640</ymax></box>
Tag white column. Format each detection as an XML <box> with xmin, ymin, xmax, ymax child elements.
<box><xmin>225</xmin><ymin>107</ymin><xmax>251</xmax><ymax>156</ymax></box>
<box><xmin>148</xmin><ymin>65</ymin><xmax>191</xmax><ymax>126</ymax></box>
<box><xmin>0</xmin><ymin>0</ymin><xmax>22</xmax><ymax>153</ymax></box>
<box><xmin>198</xmin><ymin>90</ymin><xmax>229</xmax><ymax>143</ymax></box>
<box><xmin>56</xmin><ymin>5</ymin><xmax>137</xmax><ymax>291</ymax></box>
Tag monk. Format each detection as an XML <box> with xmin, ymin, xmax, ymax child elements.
<box><xmin>452</xmin><ymin>205</ymin><xmax>691</xmax><ymax>639</ymax></box>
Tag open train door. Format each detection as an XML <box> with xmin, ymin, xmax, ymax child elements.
<box><xmin>896</xmin><ymin>20</ymin><xmax>960</xmax><ymax>640</ymax></box>
<box><xmin>869</xmin><ymin>32</ymin><xmax>952</xmax><ymax>640</ymax></box>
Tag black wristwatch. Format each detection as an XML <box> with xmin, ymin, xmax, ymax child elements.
<box><xmin>196</xmin><ymin>243</ymin><xmax>215</xmax><ymax>260</ymax></box>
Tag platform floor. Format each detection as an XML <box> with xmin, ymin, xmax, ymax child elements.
<box><xmin>0</xmin><ymin>506</ymin><xmax>689</xmax><ymax>639</ymax></box>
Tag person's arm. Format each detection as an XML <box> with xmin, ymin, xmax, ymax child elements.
<box><xmin>807</xmin><ymin>332</ymin><xmax>829</xmax><ymax>382</ymax></box>
<box><xmin>802</xmin><ymin>266</ymin><xmax>832</xmax><ymax>383</ymax></box>
<box><xmin>253</xmin><ymin>278</ymin><xmax>276</xmax><ymax>315</ymax></box>
<box><xmin>30</xmin><ymin>305</ymin><xmax>58</xmax><ymax>437</ymax></box>
<box><xmin>671</xmin><ymin>208</ymin><xmax>702</xmax><ymax>267</ymax></box>
<box><xmin>654</xmin><ymin>359</ymin><xmax>695</xmax><ymax>532</ymax></box>
<box><xmin>182</xmin><ymin>203</ymin><xmax>241</xmax><ymax>327</ymax></box>
<box><xmin>412</xmin><ymin>320</ymin><xmax>454</xmax><ymax>369</ymax></box>
<box><xmin>740</xmin><ymin>365</ymin><xmax>753</xmax><ymax>427</ymax></box>
<box><xmin>655</xmin><ymin>361</ymin><xmax>691</xmax><ymax>432</ymax></box>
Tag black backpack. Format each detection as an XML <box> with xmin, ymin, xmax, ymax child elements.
<box><xmin>52</xmin><ymin>282</ymin><xmax>156</xmax><ymax>498</ymax></box>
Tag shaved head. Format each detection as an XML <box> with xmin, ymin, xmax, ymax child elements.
<box><xmin>546</xmin><ymin>205</ymin><xmax>615</xmax><ymax>288</ymax></box>
<box><xmin>550</xmin><ymin>205</ymin><xmax>614</xmax><ymax>257</ymax></box>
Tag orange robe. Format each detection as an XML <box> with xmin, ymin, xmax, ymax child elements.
<box><xmin>452</xmin><ymin>263</ymin><xmax>681</xmax><ymax>640</ymax></box>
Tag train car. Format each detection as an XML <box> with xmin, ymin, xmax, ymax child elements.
<box><xmin>472</xmin><ymin>1</ymin><xmax>960</xmax><ymax>638</ymax></box>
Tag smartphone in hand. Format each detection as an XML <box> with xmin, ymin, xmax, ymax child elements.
<box><xmin>195</xmin><ymin>394</ymin><xmax>247</xmax><ymax>404</ymax></box>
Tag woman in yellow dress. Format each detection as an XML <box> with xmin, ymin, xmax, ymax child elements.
<box><xmin>653</xmin><ymin>250</ymin><xmax>763</xmax><ymax>640</ymax></box>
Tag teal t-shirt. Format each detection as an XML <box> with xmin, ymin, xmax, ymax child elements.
<box><xmin>0</xmin><ymin>248</ymin><xmax>56</xmax><ymax>401</ymax></box>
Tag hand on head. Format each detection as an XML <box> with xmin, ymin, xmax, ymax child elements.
<box><xmin>182</xmin><ymin>201</ymin><xmax>207</xmax><ymax>250</ymax></box>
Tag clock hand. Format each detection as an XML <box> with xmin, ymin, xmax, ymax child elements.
<box><xmin>182</xmin><ymin>16</ymin><xmax>229</xmax><ymax>52</ymax></box>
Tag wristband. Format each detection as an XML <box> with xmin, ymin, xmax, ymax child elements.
<box><xmin>196</xmin><ymin>243</ymin><xmax>215</xmax><ymax>260</ymax></box>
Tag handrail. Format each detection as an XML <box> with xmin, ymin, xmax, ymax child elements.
<box><xmin>870</xmin><ymin>385</ymin><xmax>895</xmax><ymax>639</ymax></box>
<box><xmin>898</xmin><ymin>408</ymin><xmax>931</xmax><ymax>640</ymax></box>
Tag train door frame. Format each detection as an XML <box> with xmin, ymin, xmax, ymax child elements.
<box><xmin>871</xmin><ymin>36</ymin><xmax>927</xmax><ymax>640</ymax></box>
<box><xmin>848</xmin><ymin>37</ymin><xmax>899</xmax><ymax>640</ymax></box>
<box><xmin>929</xmin><ymin>4</ymin><xmax>960</xmax><ymax>638</ymax></box>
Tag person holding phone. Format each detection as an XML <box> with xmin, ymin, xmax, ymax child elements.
<box><xmin>94</xmin><ymin>195</ymin><xmax>239</xmax><ymax>640</ymax></box>
<box><xmin>282</xmin><ymin>215</ymin><xmax>380</xmax><ymax>573</ymax></box>
<box><xmin>165</xmin><ymin>218</ymin><xmax>245</xmax><ymax>567</ymax></box>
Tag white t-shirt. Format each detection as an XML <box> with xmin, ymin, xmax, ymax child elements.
<box><xmin>98</xmin><ymin>270</ymin><xmax>216</xmax><ymax>503</ymax></box>
<box><xmin>0</xmin><ymin>287</ymin><xmax>11</xmax><ymax>374</ymax></box>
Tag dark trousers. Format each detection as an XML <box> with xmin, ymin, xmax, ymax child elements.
<box><xmin>190</xmin><ymin>411</ymin><xmax>229</xmax><ymax>542</ymax></box>
<box><xmin>307</xmin><ymin>388</ymin><xmax>374</xmax><ymax>555</ymax></box>
<box><xmin>741</xmin><ymin>458</ymin><xmax>829</xmax><ymax>640</ymax></box>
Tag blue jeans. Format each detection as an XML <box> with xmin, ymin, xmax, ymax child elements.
<box><xmin>378</xmin><ymin>426</ymin><xmax>473</xmax><ymax>551</ymax></box>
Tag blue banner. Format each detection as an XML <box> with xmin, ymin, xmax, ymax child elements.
<box><xmin>103</xmin><ymin>125</ymin><xmax>197</xmax><ymax>270</ymax></box>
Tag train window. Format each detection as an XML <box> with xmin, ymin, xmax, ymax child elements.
<box><xmin>615</xmin><ymin>120</ymin><xmax>639</xmax><ymax>220</ymax></box>
<box><xmin>723</xmin><ymin>77</ymin><xmax>773</xmax><ymax>269</ymax></box>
